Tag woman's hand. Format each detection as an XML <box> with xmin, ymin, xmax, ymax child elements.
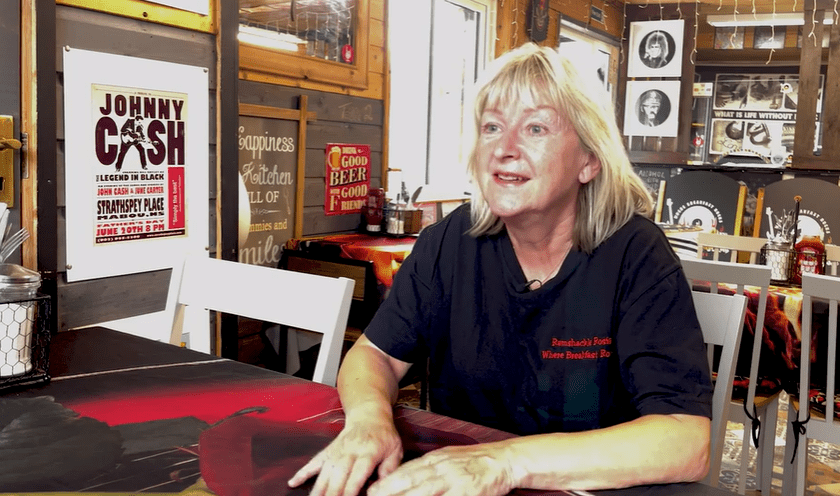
<box><xmin>288</xmin><ymin>416</ymin><xmax>404</xmax><ymax>496</ymax></box>
<box><xmin>367</xmin><ymin>444</ymin><xmax>516</xmax><ymax>496</ymax></box>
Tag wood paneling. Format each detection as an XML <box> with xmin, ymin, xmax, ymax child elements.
<box><xmin>57</xmin><ymin>269</ymin><xmax>171</xmax><ymax>331</ymax></box>
<box><xmin>239</xmin><ymin>82</ymin><xmax>384</xmax><ymax>237</ymax></box>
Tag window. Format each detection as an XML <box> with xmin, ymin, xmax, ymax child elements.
<box><xmin>239</xmin><ymin>0</ymin><xmax>369</xmax><ymax>89</ymax></box>
<box><xmin>388</xmin><ymin>0</ymin><xmax>495</xmax><ymax>197</ymax></box>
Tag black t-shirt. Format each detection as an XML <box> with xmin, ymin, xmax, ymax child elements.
<box><xmin>365</xmin><ymin>205</ymin><xmax>713</xmax><ymax>436</ymax></box>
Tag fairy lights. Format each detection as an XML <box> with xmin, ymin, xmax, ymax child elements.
<box><xmin>766</xmin><ymin>0</ymin><xmax>776</xmax><ymax>64</ymax></box>
<box><xmin>690</xmin><ymin>0</ymin><xmax>699</xmax><ymax>64</ymax></box>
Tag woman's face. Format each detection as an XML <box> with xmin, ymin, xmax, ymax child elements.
<box><xmin>474</xmin><ymin>98</ymin><xmax>600</xmax><ymax>224</ymax></box>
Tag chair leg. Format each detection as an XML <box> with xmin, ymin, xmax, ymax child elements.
<box><xmin>738</xmin><ymin>424</ymin><xmax>750</xmax><ymax>494</ymax></box>
<box><xmin>782</xmin><ymin>403</ymin><xmax>808</xmax><ymax>496</ymax></box>
<box><xmin>756</xmin><ymin>399</ymin><xmax>779</xmax><ymax>494</ymax></box>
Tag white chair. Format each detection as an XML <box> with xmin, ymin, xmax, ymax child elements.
<box><xmin>169</xmin><ymin>255</ymin><xmax>355</xmax><ymax>386</ymax></box>
<box><xmin>783</xmin><ymin>273</ymin><xmax>840</xmax><ymax>496</ymax></box>
<box><xmin>825</xmin><ymin>243</ymin><xmax>840</xmax><ymax>275</ymax></box>
<box><xmin>697</xmin><ymin>232</ymin><xmax>768</xmax><ymax>265</ymax></box>
<box><xmin>692</xmin><ymin>290</ymin><xmax>748</xmax><ymax>489</ymax></box>
<box><xmin>682</xmin><ymin>258</ymin><xmax>778</xmax><ymax>494</ymax></box>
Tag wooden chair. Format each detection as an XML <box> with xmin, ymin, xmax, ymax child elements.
<box><xmin>280</xmin><ymin>249</ymin><xmax>379</xmax><ymax>331</ymax></box>
<box><xmin>279</xmin><ymin>249</ymin><xmax>429</xmax><ymax>409</ymax></box>
<box><xmin>682</xmin><ymin>258</ymin><xmax>778</xmax><ymax>494</ymax></box>
<box><xmin>783</xmin><ymin>273</ymin><xmax>840</xmax><ymax>496</ymax></box>
<box><xmin>691</xmin><ymin>290</ymin><xmax>749</xmax><ymax>490</ymax></box>
<box><xmin>169</xmin><ymin>255</ymin><xmax>354</xmax><ymax>386</ymax></box>
<box><xmin>696</xmin><ymin>232</ymin><xmax>768</xmax><ymax>265</ymax></box>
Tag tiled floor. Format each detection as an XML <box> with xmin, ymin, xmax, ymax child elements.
<box><xmin>728</xmin><ymin>393</ymin><xmax>840</xmax><ymax>496</ymax></box>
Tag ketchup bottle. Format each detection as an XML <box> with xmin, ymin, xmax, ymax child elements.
<box><xmin>365</xmin><ymin>188</ymin><xmax>385</xmax><ymax>232</ymax></box>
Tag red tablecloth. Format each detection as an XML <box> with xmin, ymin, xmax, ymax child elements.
<box><xmin>286</xmin><ymin>233</ymin><xmax>417</xmax><ymax>289</ymax></box>
<box><xmin>693</xmin><ymin>281</ymin><xmax>807</xmax><ymax>397</ymax></box>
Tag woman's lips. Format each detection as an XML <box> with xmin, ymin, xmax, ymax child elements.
<box><xmin>494</xmin><ymin>172</ymin><xmax>528</xmax><ymax>183</ymax></box>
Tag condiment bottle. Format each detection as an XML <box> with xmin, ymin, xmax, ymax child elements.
<box><xmin>365</xmin><ymin>188</ymin><xmax>385</xmax><ymax>232</ymax></box>
<box><xmin>793</xmin><ymin>234</ymin><xmax>825</xmax><ymax>285</ymax></box>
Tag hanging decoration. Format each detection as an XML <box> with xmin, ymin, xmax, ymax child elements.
<box><xmin>527</xmin><ymin>0</ymin><xmax>549</xmax><ymax>42</ymax></box>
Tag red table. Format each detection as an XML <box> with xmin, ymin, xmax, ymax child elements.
<box><xmin>286</xmin><ymin>233</ymin><xmax>417</xmax><ymax>289</ymax></box>
<box><xmin>0</xmin><ymin>326</ymin><xmax>732</xmax><ymax>496</ymax></box>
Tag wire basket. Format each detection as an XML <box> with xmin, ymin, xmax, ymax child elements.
<box><xmin>0</xmin><ymin>294</ymin><xmax>51</xmax><ymax>392</ymax></box>
<box><xmin>760</xmin><ymin>244</ymin><xmax>796</xmax><ymax>285</ymax></box>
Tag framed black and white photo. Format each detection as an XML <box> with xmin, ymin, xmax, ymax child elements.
<box><xmin>754</xmin><ymin>26</ymin><xmax>786</xmax><ymax>49</ymax></box>
<box><xmin>623</xmin><ymin>80</ymin><xmax>680</xmax><ymax>137</ymax></box>
<box><xmin>714</xmin><ymin>27</ymin><xmax>745</xmax><ymax>49</ymax></box>
<box><xmin>627</xmin><ymin>19</ymin><xmax>684</xmax><ymax>78</ymax></box>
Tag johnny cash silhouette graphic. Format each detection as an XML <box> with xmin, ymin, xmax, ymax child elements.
<box><xmin>115</xmin><ymin>115</ymin><xmax>160</xmax><ymax>172</ymax></box>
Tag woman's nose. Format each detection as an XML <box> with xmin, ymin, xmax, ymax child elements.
<box><xmin>493</xmin><ymin>128</ymin><xmax>520</xmax><ymax>160</ymax></box>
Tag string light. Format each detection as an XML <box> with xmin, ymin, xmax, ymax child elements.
<box><xmin>730</xmin><ymin>0</ymin><xmax>740</xmax><ymax>48</ymax></box>
<box><xmin>676</xmin><ymin>0</ymin><xmax>682</xmax><ymax>20</ymax></box>
<box><xmin>512</xmin><ymin>1</ymin><xmax>518</xmax><ymax>48</ymax></box>
<box><xmin>834</xmin><ymin>0</ymin><xmax>839</xmax><ymax>24</ymax></box>
<box><xmin>767</xmin><ymin>0</ymin><xmax>775</xmax><ymax>64</ymax></box>
<box><xmin>659</xmin><ymin>0</ymin><xmax>664</xmax><ymax>19</ymax></box>
<box><xmin>691</xmin><ymin>0</ymin><xmax>699</xmax><ymax>64</ymax></box>
<box><xmin>620</xmin><ymin>0</ymin><xmax>627</xmax><ymax>64</ymax></box>
<box><xmin>810</xmin><ymin>0</ymin><xmax>818</xmax><ymax>46</ymax></box>
<box><xmin>496</xmin><ymin>0</ymin><xmax>503</xmax><ymax>42</ymax></box>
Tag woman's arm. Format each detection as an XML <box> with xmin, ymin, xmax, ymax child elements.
<box><xmin>288</xmin><ymin>335</ymin><xmax>414</xmax><ymax>496</ymax></box>
<box><xmin>367</xmin><ymin>413</ymin><xmax>709</xmax><ymax>496</ymax></box>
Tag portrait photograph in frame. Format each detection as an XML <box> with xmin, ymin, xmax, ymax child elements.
<box><xmin>754</xmin><ymin>26</ymin><xmax>786</xmax><ymax>49</ymax></box>
<box><xmin>626</xmin><ymin>19</ymin><xmax>684</xmax><ymax>78</ymax></box>
<box><xmin>623</xmin><ymin>80</ymin><xmax>681</xmax><ymax>137</ymax></box>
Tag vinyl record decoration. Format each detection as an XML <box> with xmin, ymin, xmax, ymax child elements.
<box><xmin>662</xmin><ymin>171</ymin><xmax>742</xmax><ymax>261</ymax></box>
<box><xmin>528</xmin><ymin>0</ymin><xmax>549</xmax><ymax>42</ymax></box>
<box><xmin>760</xmin><ymin>177</ymin><xmax>840</xmax><ymax>246</ymax></box>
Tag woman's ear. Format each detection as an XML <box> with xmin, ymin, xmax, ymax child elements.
<box><xmin>579</xmin><ymin>152</ymin><xmax>601</xmax><ymax>184</ymax></box>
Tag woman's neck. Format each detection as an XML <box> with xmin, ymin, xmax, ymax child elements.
<box><xmin>507</xmin><ymin>217</ymin><xmax>575</xmax><ymax>287</ymax></box>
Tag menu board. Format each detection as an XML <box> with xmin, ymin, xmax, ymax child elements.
<box><xmin>238</xmin><ymin>116</ymin><xmax>298</xmax><ymax>267</ymax></box>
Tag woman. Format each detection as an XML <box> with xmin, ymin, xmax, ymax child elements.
<box><xmin>289</xmin><ymin>43</ymin><xmax>712</xmax><ymax>496</ymax></box>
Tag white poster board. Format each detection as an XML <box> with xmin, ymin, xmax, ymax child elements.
<box><xmin>147</xmin><ymin>0</ymin><xmax>209</xmax><ymax>15</ymax></box>
<box><xmin>63</xmin><ymin>48</ymin><xmax>209</xmax><ymax>283</ymax></box>
<box><xmin>623</xmin><ymin>80</ymin><xmax>681</xmax><ymax>137</ymax></box>
<box><xmin>627</xmin><ymin>19</ymin><xmax>684</xmax><ymax>78</ymax></box>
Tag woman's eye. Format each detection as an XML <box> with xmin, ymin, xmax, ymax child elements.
<box><xmin>482</xmin><ymin>123</ymin><xmax>500</xmax><ymax>133</ymax></box>
<box><xmin>528</xmin><ymin>124</ymin><xmax>545</xmax><ymax>134</ymax></box>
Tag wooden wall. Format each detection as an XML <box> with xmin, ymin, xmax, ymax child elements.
<box><xmin>495</xmin><ymin>0</ymin><xmax>625</xmax><ymax>55</ymax></box>
<box><xmin>238</xmin><ymin>0</ymin><xmax>387</xmax><ymax>238</ymax></box>
<box><xmin>53</xmin><ymin>5</ymin><xmax>217</xmax><ymax>331</ymax></box>
<box><xmin>239</xmin><ymin>83</ymin><xmax>384</xmax><ymax>237</ymax></box>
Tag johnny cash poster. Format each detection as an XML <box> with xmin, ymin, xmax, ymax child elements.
<box><xmin>63</xmin><ymin>48</ymin><xmax>209</xmax><ymax>282</ymax></box>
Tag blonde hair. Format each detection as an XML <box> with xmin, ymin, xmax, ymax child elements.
<box><xmin>466</xmin><ymin>43</ymin><xmax>652</xmax><ymax>253</ymax></box>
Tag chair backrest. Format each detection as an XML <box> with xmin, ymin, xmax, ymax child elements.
<box><xmin>692</xmin><ymin>290</ymin><xmax>748</xmax><ymax>487</ymax></box>
<box><xmin>825</xmin><ymin>244</ymin><xmax>840</xmax><ymax>276</ymax></box>
<box><xmin>170</xmin><ymin>255</ymin><xmax>355</xmax><ymax>386</ymax></box>
<box><xmin>696</xmin><ymin>232</ymin><xmax>767</xmax><ymax>264</ymax></box>
<box><xmin>681</xmin><ymin>258</ymin><xmax>772</xmax><ymax>445</ymax></box>
<box><xmin>280</xmin><ymin>249</ymin><xmax>379</xmax><ymax>329</ymax></box>
<box><xmin>798</xmin><ymin>273</ymin><xmax>840</xmax><ymax>430</ymax></box>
